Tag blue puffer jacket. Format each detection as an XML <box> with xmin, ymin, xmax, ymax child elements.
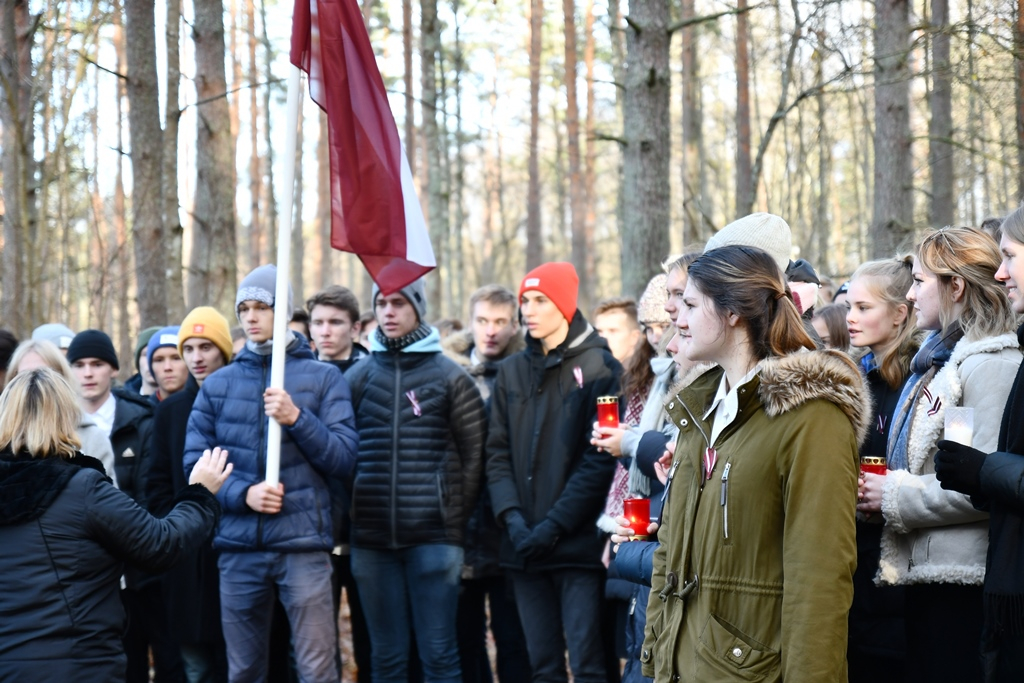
<box><xmin>184</xmin><ymin>337</ymin><xmax>359</xmax><ymax>552</ymax></box>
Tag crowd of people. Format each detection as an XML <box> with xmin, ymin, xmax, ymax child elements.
<box><xmin>2</xmin><ymin>208</ymin><xmax>1024</xmax><ymax>683</ymax></box>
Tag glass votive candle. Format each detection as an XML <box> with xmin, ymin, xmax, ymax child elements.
<box><xmin>597</xmin><ymin>396</ymin><xmax>620</xmax><ymax>429</ymax></box>
<box><xmin>622</xmin><ymin>498</ymin><xmax>650</xmax><ymax>540</ymax></box>
<box><xmin>944</xmin><ymin>407</ymin><xmax>974</xmax><ymax>447</ymax></box>
<box><xmin>860</xmin><ymin>456</ymin><xmax>887</xmax><ymax>476</ymax></box>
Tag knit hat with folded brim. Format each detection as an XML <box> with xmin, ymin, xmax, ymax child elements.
<box><xmin>519</xmin><ymin>262</ymin><xmax>580</xmax><ymax>322</ymax></box>
<box><xmin>637</xmin><ymin>274</ymin><xmax>671</xmax><ymax>326</ymax></box>
<box><xmin>236</xmin><ymin>264</ymin><xmax>294</xmax><ymax>320</ymax></box>
<box><xmin>704</xmin><ymin>213</ymin><xmax>793</xmax><ymax>274</ymax></box>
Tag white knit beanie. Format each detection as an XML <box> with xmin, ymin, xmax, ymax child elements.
<box><xmin>704</xmin><ymin>213</ymin><xmax>793</xmax><ymax>273</ymax></box>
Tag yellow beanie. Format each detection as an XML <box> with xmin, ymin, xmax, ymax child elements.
<box><xmin>178</xmin><ymin>306</ymin><xmax>233</xmax><ymax>363</ymax></box>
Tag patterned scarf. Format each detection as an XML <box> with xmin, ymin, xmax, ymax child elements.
<box><xmin>887</xmin><ymin>326</ymin><xmax>962</xmax><ymax>470</ymax></box>
<box><xmin>375</xmin><ymin>322</ymin><xmax>432</xmax><ymax>352</ymax></box>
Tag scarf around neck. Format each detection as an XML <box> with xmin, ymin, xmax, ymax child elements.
<box><xmin>375</xmin><ymin>322</ymin><xmax>432</xmax><ymax>352</ymax></box>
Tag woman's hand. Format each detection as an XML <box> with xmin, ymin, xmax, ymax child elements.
<box><xmin>610</xmin><ymin>515</ymin><xmax>660</xmax><ymax>553</ymax></box>
<box><xmin>188</xmin><ymin>447</ymin><xmax>234</xmax><ymax>495</ymax></box>
<box><xmin>591</xmin><ymin>422</ymin><xmax>627</xmax><ymax>457</ymax></box>
<box><xmin>654</xmin><ymin>443</ymin><xmax>674</xmax><ymax>485</ymax></box>
<box><xmin>857</xmin><ymin>472</ymin><xmax>885</xmax><ymax>515</ymax></box>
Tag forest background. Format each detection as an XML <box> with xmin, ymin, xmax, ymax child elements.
<box><xmin>1</xmin><ymin>0</ymin><xmax>1021</xmax><ymax>374</ymax></box>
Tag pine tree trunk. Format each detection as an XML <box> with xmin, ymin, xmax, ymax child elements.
<box><xmin>190</xmin><ymin>0</ymin><xmax>238</xmax><ymax>312</ymax></box>
<box><xmin>735</xmin><ymin>0</ymin><xmax>753</xmax><ymax>217</ymax></box>
<box><xmin>125</xmin><ymin>0</ymin><xmax>167</xmax><ymax>327</ymax></box>
<box><xmin>403</xmin><ymin>0</ymin><xmax>415</xmax><ymax>171</ymax></box>
<box><xmin>113</xmin><ymin>2</ymin><xmax>132</xmax><ymax>367</ymax></box>
<box><xmin>583</xmin><ymin>0</ymin><xmax>597</xmax><ymax>290</ymax></box>
<box><xmin>165</xmin><ymin>0</ymin><xmax>185</xmax><ymax>322</ymax></box>
<box><xmin>929</xmin><ymin>0</ymin><xmax>953</xmax><ymax>227</ymax></box>
<box><xmin>564</xmin><ymin>0</ymin><xmax>589</xmax><ymax>310</ymax></box>
<box><xmin>422</xmin><ymin>0</ymin><xmax>445</xmax><ymax>312</ymax></box>
<box><xmin>872</xmin><ymin>0</ymin><xmax>914</xmax><ymax>256</ymax></box>
<box><xmin>621</xmin><ymin>0</ymin><xmax>671</xmax><ymax>298</ymax></box>
<box><xmin>680</xmin><ymin>0</ymin><xmax>706</xmax><ymax>245</ymax></box>
<box><xmin>260</xmin><ymin>0</ymin><xmax>277</xmax><ymax>262</ymax></box>
<box><xmin>526</xmin><ymin>0</ymin><xmax>544</xmax><ymax>270</ymax></box>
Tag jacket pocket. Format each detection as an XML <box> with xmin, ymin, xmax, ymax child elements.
<box><xmin>696</xmin><ymin>613</ymin><xmax>780</xmax><ymax>681</ymax></box>
<box><xmin>720</xmin><ymin>462</ymin><xmax>732</xmax><ymax>546</ymax></box>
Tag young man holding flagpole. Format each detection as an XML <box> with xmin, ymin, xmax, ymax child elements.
<box><xmin>184</xmin><ymin>265</ymin><xmax>359</xmax><ymax>683</ymax></box>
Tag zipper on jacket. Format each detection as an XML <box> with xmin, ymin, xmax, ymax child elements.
<box><xmin>720</xmin><ymin>462</ymin><xmax>731</xmax><ymax>540</ymax></box>
<box><xmin>390</xmin><ymin>359</ymin><xmax>402</xmax><ymax>548</ymax></box>
<box><xmin>257</xmin><ymin>358</ymin><xmax>269</xmax><ymax>549</ymax></box>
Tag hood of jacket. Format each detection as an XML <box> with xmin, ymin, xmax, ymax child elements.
<box><xmin>757</xmin><ymin>349</ymin><xmax>873</xmax><ymax>446</ymax></box>
<box><xmin>442</xmin><ymin>329</ymin><xmax>526</xmax><ymax>374</ymax></box>
<box><xmin>0</xmin><ymin>452</ymin><xmax>107</xmax><ymax>525</ymax></box>
<box><xmin>523</xmin><ymin>309</ymin><xmax>608</xmax><ymax>362</ymax></box>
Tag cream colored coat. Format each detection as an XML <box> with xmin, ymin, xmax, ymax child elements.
<box><xmin>878</xmin><ymin>333</ymin><xmax>1022</xmax><ymax>586</ymax></box>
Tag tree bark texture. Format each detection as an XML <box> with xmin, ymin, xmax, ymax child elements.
<box><xmin>583</xmin><ymin>0</ymin><xmax>597</xmax><ymax>292</ymax></box>
<box><xmin>316</xmin><ymin>110</ymin><xmax>333</xmax><ymax>289</ymax></box>
<box><xmin>403</xmin><ymin>0</ymin><xmax>415</xmax><ymax>171</ymax></box>
<box><xmin>190</xmin><ymin>0</ymin><xmax>238</xmax><ymax>313</ymax></box>
<box><xmin>165</xmin><ymin>0</ymin><xmax>184</xmax><ymax>323</ymax></box>
<box><xmin>622</xmin><ymin>0</ymin><xmax>671</xmax><ymax>299</ymax></box>
<box><xmin>734</xmin><ymin>0</ymin><xmax>753</xmax><ymax>218</ymax></box>
<box><xmin>526</xmin><ymin>0</ymin><xmax>544</xmax><ymax>270</ymax></box>
<box><xmin>929</xmin><ymin>0</ymin><xmax>953</xmax><ymax>228</ymax></box>
<box><xmin>564</xmin><ymin>0</ymin><xmax>589</xmax><ymax>311</ymax></box>
<box><xmin>421</xmin><ymin>0</ymin><xmax>446</xmax><ymax>314</ymax></box>
<box><xmin>871</xmin><ymin>0</ymin><xmax>914</xmax><ymax>256</ymax></box>
<box><xmin>124</xmin><ymin>0</ymin><xmax>167</xmax><ymax>327</ymax></box>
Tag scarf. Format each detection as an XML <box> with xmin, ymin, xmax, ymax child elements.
<box><xmin>246</xmin><ymin>330</ymin><xmax>298</xmax><ymax>356</ymax></box>
<box><xmin>375</xmin><ymin>322</ymin><xmax>432</xmax><ymax>352</ymax></box>
<box><xmin>887</xmin><ymin>326</ymin><xmax>962</xmax><ymax>470</ymax></box>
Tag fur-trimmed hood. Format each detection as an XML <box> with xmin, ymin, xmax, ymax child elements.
<box><xmin>441</xmin><ymin>328</ymin><xmax>526</xmax><ymax>374</ymax></box>
<box><xmin>758</xmin><ymin>349</ymin><xmax>873</xmax><ymax>447</ymax></box>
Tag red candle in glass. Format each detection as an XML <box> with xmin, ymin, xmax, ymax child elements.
<box><xmin>860</xmin><ymin>456</ymin><xmax>887</xmax><ymax>476</ymax></box>
<box><xmin>597</xmin><ymin>396</ymin><xmax>620</xmax><ymax>429</ymax></box>
<box><xmin>622</xmin><ymin>498</ymin><xmax>650</xmax><ymax>540</ymax></box>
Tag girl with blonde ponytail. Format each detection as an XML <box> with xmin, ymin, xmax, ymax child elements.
<box><xmin>642</xmin><ymin>245</ymin><xmax>870</xmax><ymax>683</ymax></box>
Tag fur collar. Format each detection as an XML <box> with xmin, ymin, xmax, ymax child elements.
<box><xmin>898</xmin><ymin>332</ymin><xmax>1019</xmax><ymax>476</ymax></box>
<box><xmin>758</xmin><ymin>349</ymin><xmax>873</xmax><ymax>446</ymax></box>
<box><xmin>0</xmin><ymin>452</ymin><xmax>108</xmax><ymax>525</ymax></box>
<box><xmin>441</xmin><ymin>328</ymin><xmax>526</xmax><ymax>373</ymax></box>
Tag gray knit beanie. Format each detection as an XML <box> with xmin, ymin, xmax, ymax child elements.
<box><xmin>704</xmin><ymin>213</ymin><xmax>793</xmax><ymax>274</ymax></box>
<box><xmin>371</xmin><ymin>278</ymin><xmax>428</xmax><ymax>323</ymax></box>
<box><xmin>235</xmin><ymin>264</ymin><xmax>294</xmax><ymax>320</ymax></box>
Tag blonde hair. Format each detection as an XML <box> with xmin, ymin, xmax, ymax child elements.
<box><xmin>916</xmin><ymin>226</ymin><xmax>1016</xmax><ymax>340</ymax></box>
<box><xmin>999</xmin><ymin>204</ymin><xmax>1024</xmax><ymax>247</ymax></box>
<box><xmin>0</xmin><ymin>368</ymin><xmax>82</xmax><ymax>459</ymax></box>
<box><xmin>7</xmin><ymin>339</ymin><xmax>79</xmax><ymax>387</ymax></box>
<box><xmin>850</xmin><ymin>255</ymin><xmax>919</xmax><ymax>389</ymax></box>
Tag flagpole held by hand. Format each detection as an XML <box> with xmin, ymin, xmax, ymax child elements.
<box><xmin>266</xmin><ymin>64</ymin><xmax>303</xmax><ymax>488</ymax></box>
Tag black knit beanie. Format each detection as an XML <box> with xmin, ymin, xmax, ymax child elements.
<box><xmin>66</xmin><ymin>329</ymin><xmax>120</xmax><ymax>370</ymax></box>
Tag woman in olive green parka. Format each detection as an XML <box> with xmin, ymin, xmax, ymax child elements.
<box><xmin>641</xmin><ymin>246</ymin><xmax>871</xmax><ymax>683</ymax></box>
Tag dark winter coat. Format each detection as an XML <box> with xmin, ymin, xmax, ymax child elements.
<box><xmin>848</xmin><ymin>349</ymin><xmax>916</xmax><ymax>681</ymax></box>
<box><xmin>616</xmin><ymin>539</ymin><xmax>659</xmax><ymax>683</ymax></box>
<box><xmin>972</xmin><ymin>324</ymin><xmax>1024</xmax><ymax>679</ymax></box>
<box><xmin>443</xmin><ymin>329</ymin><xmax>525</xmax><ymax>577</ymax></box>
<box><xmin>321</xmin><ymin>343</ymin><xmax>370</xmax><ymax>375</ymax></box>
<box><xmin>145</xmin><ymin>376</ymin><xmax>224</xmax><ymax>645</ymax></box>
<box><xmin>486</xmin><ymin>311</ymin><xmax>622</xmax><ymax>571</ymax></box>
<box><xmin>0</xmin><ymin>451</ymin><xmax>219</xmax><ymax>681</ymax></box>
<box><xmin>109</xmin><ymin>386</ymin><xmax>155</xmax><ymax>504</ymax></box>
<box><xmin>183</xmin><ymin>338</ymin><xmax>359</xmax><ymax>553</ymax></box>
<box><xmin>344</xmin><ymin>328</ymin><xmax>487</xmax><ymax>549</ymax></box>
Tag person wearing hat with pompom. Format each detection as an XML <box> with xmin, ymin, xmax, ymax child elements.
<box><xmin>486</xmin><ymin>261</ymin><xmax>622</xmax><ymax>683</ymax></box>
<box><xmin>146</xmin><ymin>306</ymin><xmax>235</xmax><ymax>681</ymax></box>
<box><xmin>183</xmin><ymin>264</ymin><xmax>359</xmax><ymax>682</ymax></box>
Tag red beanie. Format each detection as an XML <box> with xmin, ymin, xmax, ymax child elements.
<box><xmin>519</xmin><ymin>262</ymin><xmax>579</xmax><ymax>321</ymax></box>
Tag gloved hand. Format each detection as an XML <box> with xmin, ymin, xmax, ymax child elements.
<box><xmin>502</xmin><ymin>509</ymin><xmax>532</xmax><ymax>548</ymax></box>
<box><xmin>518</xmin><ymin>518</ymin><xmax>563</xmax><ymax>561</ymax></box>
<box><xmin>934</xmin><ymin>439</ymin><xmax>987</xmax><ymax>496</ymax></box>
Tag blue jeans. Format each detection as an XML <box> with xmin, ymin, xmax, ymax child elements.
<box><xmin>218</xmin><ymin>551</ymin><xmax>338</xmax><ymax>683</ymax></box>
<box><xmin>351</xmin><ymin>544</ymin><xmax>464</xmax><ymax>683</ymax></box>
<box><xmin>508</xmin><ymin>568</ymin><xmax>606</xmax><ymax>683</ymax></box>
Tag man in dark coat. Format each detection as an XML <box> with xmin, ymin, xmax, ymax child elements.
<box><xmin>443</xmin><ymin>284</ymin><xmax>530</xmax><ymax>683</ymax></box>
<box><xmin>486</xmin><ymin>261</ymin><xmax>621</xmax><ymax>683</ymax></box>
<box><xmin>345</xmin><ymin>277</ymin><xmax>486</xmax><ymax>683</ymax></box>
<box><xmin>147</xmin><ymin>306</ymin><xmax>234</xmax><ymax>682</ymax></box>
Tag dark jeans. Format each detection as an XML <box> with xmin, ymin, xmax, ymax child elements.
<box><xmin>457</xmin><ymin>576</ymin><xmax>531</xmax><ymax>683</ymax></box>
<box><xmin>351</xmin><ymin>544</ymin><xmax>464</xmax><ymax>683</ymax></box>
<box><xmin>905</xmin><ymin>583</ymin><xmax>984</xmax><ymax>683</ymax></box>
<box><xmin>333</xmin><ymin>552</ymin><xmax>373</xmax><ymax>683</ymax></box>
<box><xmin>122</xmin><ymin>583</ymin><xmax>184</xmax><ymax>683</ymax></box>
<box><xmin>508</xmin><ymin>568</ymin><xmax>606</xmax><ymax>683</ymax></box>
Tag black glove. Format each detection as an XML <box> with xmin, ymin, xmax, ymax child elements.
<box><xmin>518</xmin><ymin>518</ymin><xmax>563</xmax><ymax>561</ymax></box>
<box><xmin>934</xmin><ymin>439</ymin><xmax>987</xmax><ymax>496</ymax></box>
<box><xmin>502</xmin><ymin>509</ymin><xmax>532</xmax><ymax>548</ymax></box>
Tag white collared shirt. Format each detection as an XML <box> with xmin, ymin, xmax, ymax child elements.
<box><xmin>702</xmin><ymin>364</ymin><xmax>761</xmax><ymax>448</ymax></box>
<box><xmin>87</xmin><ymin>393</ymin><xmax>117</xmax><ymax>437</ymax></box>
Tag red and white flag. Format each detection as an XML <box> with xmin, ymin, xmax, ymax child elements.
<box><xmin>290</xmin><ymin>0</ymin><xmax>435</xmax><ymax>295</ymax></box>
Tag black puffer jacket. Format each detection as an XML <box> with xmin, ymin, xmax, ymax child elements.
<box><xmin>0</xmin><ymin>451</ymin><xmax>219</xmax><ymax>681</ymax></box>
<box><xmin>487</xmin><ymin>311</ymin><xmax>622</xmax><ymax>571</ymax></box>
<box><xmin>110</xmin><ymin>386</ymin><xmax>155</xmax><ymax>503</ymax></box>
<box><xmin>345</xmin><ymin>328</ymin><xmax>486</xmax><ymax>549</ymax></box>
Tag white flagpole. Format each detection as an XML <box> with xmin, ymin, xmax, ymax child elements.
<box><xmin>266</xmin><ymin>63</ymin><xmax>303</xmax><ymax>487</ymax></box>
